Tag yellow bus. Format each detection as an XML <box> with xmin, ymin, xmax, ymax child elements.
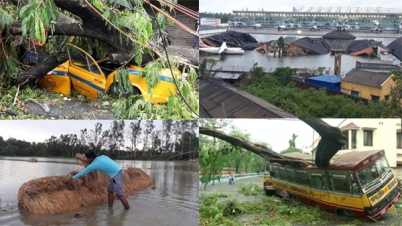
<box><xmin>267</xmin><ymin>150</ymin><xmax>400</xmax><ymax>220</ymax></box>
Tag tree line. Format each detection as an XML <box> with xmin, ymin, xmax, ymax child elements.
<box><xmin>0</xmin><ymin>120</ymin><xmax>199</xmax><ymax>160</ymax></box>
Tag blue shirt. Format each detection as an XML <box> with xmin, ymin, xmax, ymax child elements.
<box><xmin>72</xmin><ymin>155</ymin><xmax>122</xmax><ymax>179</ymax></box>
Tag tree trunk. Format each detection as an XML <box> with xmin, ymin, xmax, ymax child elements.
<box><xmin>199</xmin><ymin>127</ymin><xmax>309</xmax><ymax>168</ymax></box>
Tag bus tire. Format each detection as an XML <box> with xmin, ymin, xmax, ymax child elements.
<box><xmin>290</xmin><ymin>194</ymin><xmax>299</xmax><ymax>203</ymax></box>
<box><xmin>265</xmin><ymin>190</ymin><xmax>275</xmax><ymax>196</ymax></box>
<box><xmin>337</xmin><ymin>209</ymin><xmax>354</xmax><ymax>217</ymax></box>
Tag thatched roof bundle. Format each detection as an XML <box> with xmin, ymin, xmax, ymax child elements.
<box><xmin>18</xmin><ymin>167</ymin><xmax>154</xmax><ymax>214</ymax></box>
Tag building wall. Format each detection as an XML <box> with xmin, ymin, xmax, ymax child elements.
<box><xmin>306</xmin><ymin>79</ymin><xmax>340</xmax><ymax>92</ymax></box>
<box><xmin>340</xmin><ymin>77</ymin><xmax>395</xmax><ymax>101</ymax></box>
<box><xmin>146</xmin><ymin>0</ymin><xmax>198</xmax><ymax>48</ymax></box>
<box><xmin>338</xmin><ymin>119</ymin><xmax>402</xmax><ymax>167</ymax></box>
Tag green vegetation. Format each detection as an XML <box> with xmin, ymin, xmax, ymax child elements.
<box><xmin>280</xmin><ymin>133</ymin><xmax>304</xmax><ymax>154</ymax></box>
<box><xmin>199</xmin><ymin>119</ymin><xmax>266</xmax><ymax>190</ymax></box>
<box><xmin>239</xmin><ymin>66</ymin><xmax>391</xmax><ymax>118</ymax></box>
<box><xmin>200</xmin><ymin>193</ymin><xmax>330</xmax><ymax>226</ymax></box>
<box><xmin>0</xmin><ymin>1</ymin><xmax>198</xmax><ymax>119</ymax></box>
<box><xmin>238</xmin><ymin>183</ymin><xmax>264</xmax><ymax>196</ymax></box>
<box><xmin>0</xmin><ymin>120</ymin><xmax>198</xmax><ymax>160</ymax></box>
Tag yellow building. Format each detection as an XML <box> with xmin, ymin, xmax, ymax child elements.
<box><xmin>341</xmin><ymin>69</ymin><xmax>395</xmax><ymax>101</ymax></box>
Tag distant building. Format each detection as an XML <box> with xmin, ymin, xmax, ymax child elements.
<box><xmin>232</xmin><ymin>7</ymin><xmax>402</xmax><ymax>29</ymax></box>
<box><xmin>337</xmin><ymin>119</ymin><xmax>402</xmax><ymax>167</ymax></box>
<box><xmin>341</xmin><ymin>69</ymin><xmax>395</xmax><ymax>101</ymax></box>
<box><xmin>306</xmin><ymin>75</ymin><xmax>341</xmax><ymax>92</ymax></box>
<box><xmin>200</xmin><ymin>18</ymin><xmax>221</xmax><ymax>26</ymax></box>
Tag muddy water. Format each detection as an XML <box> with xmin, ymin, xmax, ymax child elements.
<box><xmin>0</xmin><ymin>157</ymin><xmax>199</xmax><ymax>226</ymax></box>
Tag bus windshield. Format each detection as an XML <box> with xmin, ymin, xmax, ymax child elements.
<box><xmin>357</xmin><ymin>157</ymin><xmax>390</xmax><ymax>188</ymax></box>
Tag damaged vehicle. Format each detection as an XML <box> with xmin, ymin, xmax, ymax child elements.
<box><xmin>39</xmin><ymin>43</ymin><xmax>181</xmax><ymax>103</ymax></box>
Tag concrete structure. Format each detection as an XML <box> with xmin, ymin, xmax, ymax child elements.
<box><xmin>200</xmin><ymin>18</ymin><xmax>221</xmax><ymax>26</ymax></box>
<box><xmin>306</xmin><ymin>75</ymin><xmax>341</xmax><ymax>91</ymax></box>
<box><xmin>337</xmin><ymin>119</ymin><xmax>402</xmax><ymax>167</ymax></box>
<box><xmin>232</xmin><ymin>7</ymin><xmax>402</xmax><ymax>29</ymax></box>
<box><xmin>341</xmin><ymin>69</ymin><xmax>395</xmax><ymax>101</ymax></box>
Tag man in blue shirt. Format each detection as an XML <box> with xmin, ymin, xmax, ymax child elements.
<box><xmin>66</xmin><ymin>151</ymin><xmax>130</xmax><ymax>209</ymax></box>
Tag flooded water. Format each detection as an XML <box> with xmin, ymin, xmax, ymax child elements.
<box><xmin>0</xmin><ymin>157</ymin><xmax>199</xmax><ymax>226</ymax></box>
<box><xmin>200</xmin><ymin>34</ymin><xmax>401</xmax><ymax>75</ymax></box>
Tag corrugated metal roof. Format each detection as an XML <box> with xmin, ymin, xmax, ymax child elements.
<box><xmin>387</xmin><ymin>37</ymin><xmax>402</xmax><ymax>61</ymax></box>
<box><xmin>294</xmin><ymin>7</ymin><xmax>402</xmax><ymax>14</ymax></box>
<box><xmin>307</xmin><ymin>75</ymin><xmax>341</xmax><ymax>83</ymax></box>
<box><xmin>199</xmin><ymin>77</ymin><xmax>296</xmax><ymax>118</ymax></box>
<box><xmin>291</xmin><ymin>37</ymin><xmax>330</xmax><ymax>54</ymax></box>
<box><xmin>322</xmin><ymin>30</ymin><xmax>356</xmax><ymax>40</ymax></box>
<box><xmin>342</xmin><ymin>69</ymin><xmax>392</xmax><ymax>88</ymax></box>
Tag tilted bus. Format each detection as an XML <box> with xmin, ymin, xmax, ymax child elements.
<box><xmin>267</xmin><ymin>150</ymin><xmax>400</xmax><ymax>220</ymax></box>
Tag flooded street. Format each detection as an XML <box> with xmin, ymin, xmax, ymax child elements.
<box><xmin>0</xmin><ymin>157</ymin><xmax>199</xmax><ymax>226</ymax></box>
<box><xmin>200</xmin><ymin>30</ymin><xmax>401</xmax><ymax>75</ymax></box>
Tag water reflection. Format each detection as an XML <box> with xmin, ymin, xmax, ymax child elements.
<box><xmin>0</xmin><ymin>157</ymin><xmax>198</xmax><ymax>226</ymax></box>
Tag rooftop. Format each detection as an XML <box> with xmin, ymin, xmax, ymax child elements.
<box><xmin>293</xmin><ymin>6</ymin><xmax>402</xmax><ymax>14</ymax></box>
<box><xmin>307</xmin><ymin>75</ymin><xmax>341</xmax><ymax>83</ymax></box>
<box><xmin>200</xmin><ymin>77</ymin><xmax>296</xmax><ymax>118</ymax></box>
<box><xmin>342</xmin><ymin>69</ymin><xmax>393</xmax><ymax>88</ymax></box>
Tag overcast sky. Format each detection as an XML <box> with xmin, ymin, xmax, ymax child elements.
<box><xmin>0</xmin><ymin>120</ymin><xmax>165</xmax><ymax>143</ymax></box>
<box><xmin>220</xmin><ymin>119</ymin><xmax>344</xmax><ymax>153</ymax></box>
<box><xmin>200</xmin><ymin>0</ymin><xmax>402</xmax><ymax>13</ymax></box>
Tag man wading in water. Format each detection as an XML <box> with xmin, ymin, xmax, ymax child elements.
<box><xmin>65</xmin><ymin>151</ymin><xmax>130</xmax><ymax>209</ymax></box>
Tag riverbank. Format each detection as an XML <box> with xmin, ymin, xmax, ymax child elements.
<box><xmin>230</xmin><ymin>27</ymin><xmax>402</xmax><ymax>38</ymax></box>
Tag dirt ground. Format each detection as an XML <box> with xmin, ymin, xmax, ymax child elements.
<box><xmin>25</xmin><ymin>97</ymin><xmax>115</xmax><ymax>119</ymax></box>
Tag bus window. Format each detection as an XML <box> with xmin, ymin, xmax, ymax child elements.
<box><xmin>272</xmin><ymin>166</ymin><xmax>281</xmax><ymax>179</ymax></box>
<box><xmin>279</xmin><ymin>167</ymin><xmax>290</xmax><ymax>181</ymax></box>
<box><xmin>310</xmin><ymin>173</ymin><xmax>327</xmax><ymax>190</ymax></box>
<box><xmin>331</xmin><ymin>174</ymin><xmax>350</xmax><ymax>193</ymax></box>
<box><xmin>286</xmin><ymin>169</ymin><xmax>299</xmax><ymax>183</ymax></box>
<box><xmin>296</xmin><ymin>170</ymin><xmax>310</xmax><ymax>187</ymax></box>
<box><xmin>350</xmin><ymin>173</ymin><xmax>360</xmax><ymax>194</ymax></box>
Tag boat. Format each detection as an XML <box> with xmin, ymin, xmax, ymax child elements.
<box><xmin>199</xmin><ymin>41</ymin><xmax>245</xmax><ymax>55</ymax></box>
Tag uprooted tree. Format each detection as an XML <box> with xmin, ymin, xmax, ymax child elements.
<box><xmin>200</xmin><ymin>119</ymin><xmax>347</xmax><ymax>168</ymax></box>
<box><xmin>0</xmin><ymin>0</ymin><xmax>198</xmax><ymax>118</ymax></box>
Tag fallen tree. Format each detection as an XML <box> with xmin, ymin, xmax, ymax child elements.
<box><xmin>0</xmin><ymin>0</ymin><xmax>199</xmax><ymax>119</ymax></box>
<box><xmin>199</xmin><ymin>119</ymin><xmax>346</xmax><ymax>168</ymax></box>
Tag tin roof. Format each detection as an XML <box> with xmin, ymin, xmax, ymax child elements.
<box><xmin>342</xmin><ymin>69</ymin><xmax>392</xmax><ymax>88</ymax></box>
<box><xmin>291</xmin><ymin>37</ymin><xmax>330</xmax><ymax>54</ymax></box>
<box><xmin>294</xmin><ymin>7</ymin><xmax>402</xmax><ymax>14</ymax></box>
<box><xmin>307</xmin><ymin>75</ymin><xmax>341</xmax><ymax>83</ymax></box>
<box><xmin>339</xmin><ymin>122</ymin><xmax>360</xmax><ymax>130</ymax></box>
<box><xmin>387</xmin><ymin>37</ymin><xmax>402</xmax><ymax>61</ymax></box>
<box><xmin>199</xmin><ymin>77</ymin><xmax>296</xmax><ymax>118</ymax></box>
<box><xmin>329</xmin><ymin>150</ymin><xmax>384</xmax><ymax>170</ymax></box>
<box><xmin>322</xmin><ymin>30</ymin><xmax>356</xmax><ymax>40</ymax></box>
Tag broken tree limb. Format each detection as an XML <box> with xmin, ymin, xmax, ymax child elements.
<box><xmin>300</xmin><ymin>119</ymin><xmax>347</xmax><ymax>168</ymax></box>
<box><xmin>199</xmin><ymin>127</ymin><xmax>310</xmax><ymax>167</ymax></box>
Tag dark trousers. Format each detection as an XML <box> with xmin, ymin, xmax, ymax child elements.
<box><xmin>192</xmin><ymin>35</ymin><xmax>198</xmax><ymax>48</ymax></box>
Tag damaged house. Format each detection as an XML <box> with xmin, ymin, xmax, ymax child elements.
<box><xmin>387</xmin><ymin>37</ymin><xmax>402</xmax><ymax>61</ymax></box>
<box><xmin>346</xmin><ymin>39</ymin><xmax>390</xmax><ymax>57</ymax></box>
<box><xmin>286</xmin><ymin>37</ymin><xmax>330</xmax><ymax>56</ymax></box>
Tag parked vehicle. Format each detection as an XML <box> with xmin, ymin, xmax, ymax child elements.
<box><xmin>267</xmin><ymin>150</ymin><xmax>400</xmax><ymax>220</ymax></box>
<box><xmin>310</xmin><ymin>25</ymin><xmax>320</xmax><ymax>31</ymax></box>
<box><xmin>39</xmin><ymin>43</ymin><xmax>181</xmax><ymax>103</ymax></box>
<box><xmin>263</xmin><ymin>162</ymin><xmax>275</xmax><ymax>196</ymax></box>
<box><xmin>371</xmin><ymin>26</ymin><xmax>383</xmax><ymax>33</ymax></box>
<box><xmin>254</xmin><ymin>23</ymin><xmax>263</xmax><ymax>29</ymax></box>
<box><xmin>278</xmin><ymin>24</ymin><xmax>287</xmax><ymax>31</ymax></box>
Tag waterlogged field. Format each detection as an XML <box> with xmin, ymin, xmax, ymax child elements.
<box><xmin>199</xmin><ymin>176</ymin><xmax>402</xmax><ymax>226</ymax></box>
<box><xmin>0</xmin><ymin>157</ymin><xmax>199</xmax><ymax>226</ymax></box>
